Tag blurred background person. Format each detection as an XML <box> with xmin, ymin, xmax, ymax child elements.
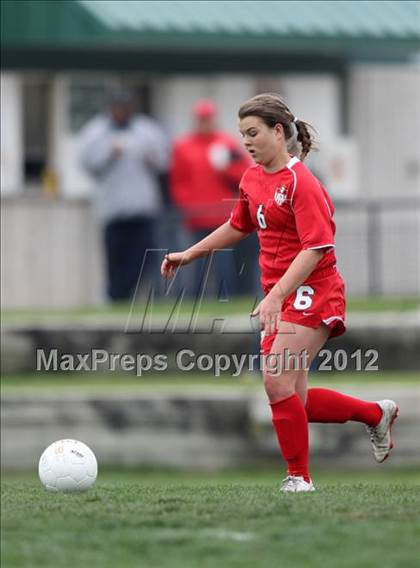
<box><xmin>78</xmin><ymin>89</ymin><xmax>169</xmax><ymax>302</ymax></box>
<box><xmin>170</xmin><ymin>98</ymin><xmax>255</xmax><ymax>298</ymax></box>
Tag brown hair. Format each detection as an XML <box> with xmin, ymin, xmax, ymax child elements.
<box><xmin>238</xmin><ymin>93</ymin><xmax>315</xmax><ymax>160</ymax></box>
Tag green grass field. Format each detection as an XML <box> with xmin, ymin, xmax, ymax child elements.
<box><xmin>2</xmin><ymin>468</ymin><xmax>419</xmax><ymax>568</ymax></box>
<box><xmin>2</xmin><ymin>371</ymin><xmax>419</xmax><ymax>394</ymax></box>
<box><xmin>2</xmin><ymin>295</ymin><xmax>419</xmax><ymax>325</ymax></box>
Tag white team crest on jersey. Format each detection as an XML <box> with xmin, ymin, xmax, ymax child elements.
<box><xmin>274</xmin><ymin>186</ymin><xmax>287</xmax><ymax>206</ymax></box>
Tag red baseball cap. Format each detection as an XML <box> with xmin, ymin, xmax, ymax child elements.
<box><xmin>192</xmin><ymin>99</ymin><xmax>217</xmax><ymax>118</ymax></box>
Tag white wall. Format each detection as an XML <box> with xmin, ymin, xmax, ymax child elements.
<box><xmin>275</xmin><ymin>73</ymin><xmax>341</xmax><ymax>141</ymax></box>
<box><xmin>349</xmin><ymin>64</ymin><xmax>420</xmax><ymax>198</ymax></box>
<box><xmin>0</xmin><ymin>73</ymin><xmax>23</xmax><ymax>194</ymax></box>
<box><xmin>1</xmin><ymin>198</ymin><xmax>103</xmax><ymax>308</ymax></box>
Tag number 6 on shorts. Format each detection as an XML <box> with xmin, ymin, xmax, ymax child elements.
<box><xmin>293</xmin><ymin>285</ymin><xmax>314</xmax><ymax>310</ymax></box>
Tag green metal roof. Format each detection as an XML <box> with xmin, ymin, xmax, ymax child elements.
<box><xmin>2</xmin><ymin>0</ymin><xmax>419</xmax><ymax>70</ymax></box>
<box><xmin>78</xmin><ymin>0</ymin><xmax>420</xmax><ymax>39</ymax></box>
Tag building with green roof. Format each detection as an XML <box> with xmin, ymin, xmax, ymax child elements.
<box><xmin>1</xmin><ymin>1</ymin><xmax>419</xmax><ymax>306</ymax></box>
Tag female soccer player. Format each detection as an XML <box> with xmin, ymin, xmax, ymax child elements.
<box><xmin>161</xmin><ymin>93</ymin><xmax>399</xmax><ymax>493</ymax></box>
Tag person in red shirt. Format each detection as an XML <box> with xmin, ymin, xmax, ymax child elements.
<box><xmin>162</xmin><ymin>93</ymin><xmax>399</xmax><ymax>493</ymax></box>
<box><xmin>170</xmin><ymin>99</ymin><xmax>253</xmax><ymax>296</ymax></box>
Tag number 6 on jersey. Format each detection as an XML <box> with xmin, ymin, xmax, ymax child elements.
<box><xmin>256</xmin><ymin>204</ymin><xmax>267</xmax><ymax>229</ymax></box>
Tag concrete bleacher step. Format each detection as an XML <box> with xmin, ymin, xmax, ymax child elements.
<box><xmin>2</xmin><ymin>385</ymin><xmax>419</xmax><ymax>471</ymax></box>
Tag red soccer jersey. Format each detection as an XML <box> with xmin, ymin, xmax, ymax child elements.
<box><xmin>229</xmin><ymin>156</ymin><xmax>337</xmax><ymax>293</ymax></box>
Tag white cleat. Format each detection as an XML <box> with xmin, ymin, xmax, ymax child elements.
<box><xmin>366</xmin><ymin>400</ymin><xmax>399</xmax><ymax>463</ymax></box>
<box><xmin>280</xmin><ymin>475</ymin><xmax>315</xmax><ymax>493</ymax></box>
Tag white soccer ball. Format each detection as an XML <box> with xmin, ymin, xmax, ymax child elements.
<box><xmin>38</xmin><ymin>439</ymin><xmax>98</xmax><ymax>492</ymax></box>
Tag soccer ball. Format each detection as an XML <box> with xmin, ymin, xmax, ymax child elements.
<box><xmin>38</xmin><ymin>439</ymin><xmax>98</xmax><ymax>492</ymax></box>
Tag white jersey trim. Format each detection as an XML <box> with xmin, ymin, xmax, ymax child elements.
<box><xmin>323</xmin><ymin>197</ymin><xmax>332</xmax><ymax>217</ymax></box>
<box><xmin>287</xmin><ymin>158</ymin><xmax>299</xmax><ymax>209</ymax></box>
<box><xmin>286</xmin><ymin>156</ymin><xmax>300</xmax><ymax>169</ymax></box>
<box><xmin>307</xmin><ymin>244</ymin><xmax>335</xmax><ymax>250</ymax></box>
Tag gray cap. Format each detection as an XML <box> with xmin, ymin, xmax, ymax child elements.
<box><xmin>109</xmin><ymin>88</ymin><xmax>133</xmax><ymax>106</ymax></box>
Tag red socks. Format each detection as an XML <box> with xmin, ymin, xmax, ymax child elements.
<box><xmin>270</xmin><ymin>394</ymin><xmax>310</xmax><ymax>482</ymax></box>
<box><xmin>305</xmin><ymin>388</ymin><xmax>382</xmax><ymax>427</ymax></box>
<box><xmin>270</xmin><ymin>389</ymin><xmax>382</xmax><ymax>482</ymax></box>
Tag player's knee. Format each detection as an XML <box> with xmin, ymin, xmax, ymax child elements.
<box><xmin>263</xmin><ymin>370</ymin><xmax>296</xmax><ymax>402</ymax></box>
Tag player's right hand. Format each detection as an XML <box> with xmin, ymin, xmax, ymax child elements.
<box><xmin>160</xmin><ymin>252</ymin><xmax>191</xmax><ymax>278</ymax></box>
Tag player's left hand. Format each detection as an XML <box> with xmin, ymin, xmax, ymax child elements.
<box><xmin>251</xmin><ymin>292</ymin><xmax>283</xmax><ymax>336</ymax></box>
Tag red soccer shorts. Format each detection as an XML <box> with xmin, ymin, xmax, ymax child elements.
<box><xmin>261</xmin><ymin>266</ymin><xmax>346</xmax><ymax>355</ymax></box>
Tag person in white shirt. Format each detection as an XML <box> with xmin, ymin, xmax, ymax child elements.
<box><xmin>79</xmin><ymin>89</ymin><xmax>169</xmax><ymax>301</ymax></box>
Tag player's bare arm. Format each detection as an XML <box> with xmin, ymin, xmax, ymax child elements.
<box><xmin>252</xmin><ymin>249</ymin><xmax>324</xmax><ymax>335</ymax></box>
<box><xmin>161</xmin><ymin>221</ymin><xmax>247</xmax><ymax>278</ymax></box>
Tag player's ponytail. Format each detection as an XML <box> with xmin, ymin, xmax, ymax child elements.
<box><xmin>238</xmin><ymin>93</ymin><xmax>316</xmax><ymax>161</ymax></box>
<box><xmin>294</xmin><ymin>119</ymin><xmax>313</xmax><ymax>160</ymax></box>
